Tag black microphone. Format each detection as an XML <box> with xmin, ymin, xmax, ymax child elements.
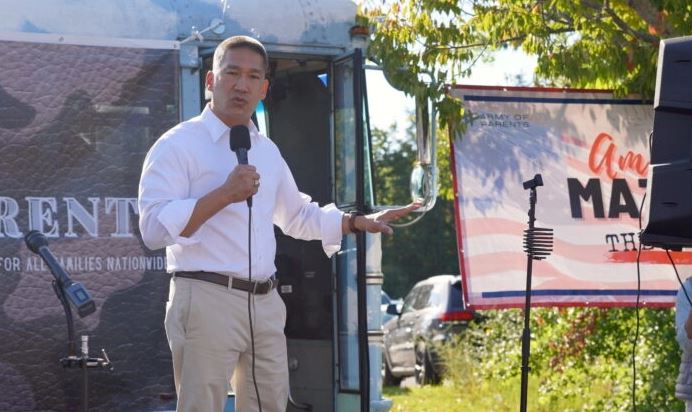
<box><xmin>230</xmin><ymin>125</ymin><xmax>253</xmax><ymax>207</ymax></box>
<box><xmin>24</xmin><ymin>230</ymin><xmax>96</xmax><ymax>318</ymax></box>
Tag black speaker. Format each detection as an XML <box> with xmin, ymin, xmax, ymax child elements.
<box><xmin>641</xmin><ymin>35</ymin><xmax>692</xmax><ymax>249</ymax></box>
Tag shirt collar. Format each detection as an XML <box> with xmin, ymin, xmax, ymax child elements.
<box><xmin>200</xmin><ymin>104</ymin><xmax>261</xmax><ymax>144</ymax></box>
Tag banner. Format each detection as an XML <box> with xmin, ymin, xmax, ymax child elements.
<box><xmin>0</xmin><ymin>36</ymin><xmax>179</xmax><ymax>411</ymax></box>
<box><xmin>451</xmin><ymin>85</ymin><xmax>688</xmax><ymax>309</ymax></box>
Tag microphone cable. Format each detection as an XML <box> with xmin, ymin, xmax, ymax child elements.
<box><xmin>632</xmin><ymin>235</ymin><xmax>642</xmax><ymax>412</ymax></box>
<box><xmin>631</xmin><ymin>181</ymin><xmax>648</xmax><ymax>411</ymax></box>
<box><xmin>246</xmin><ymin>204</ymin><xmax>263</xmax><ymax>412</ymax></box>
<box><xmin>231</xmin><ymin>125</ymin><xmax>262</xmax><ymax>411</ymax></box>
<box><xmin>631</xmin><ymin>130</ymin><xmax>653</xmax><ymax>410</ymax></box>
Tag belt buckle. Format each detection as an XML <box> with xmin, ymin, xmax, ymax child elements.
<box><xmin>264</xmin><ymin>278</ymin><xmax>274</xmax><ymax>294</ymax></box>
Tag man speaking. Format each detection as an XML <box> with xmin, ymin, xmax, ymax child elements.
<box><xmin>138</xmin><ymin>35</ymin><xmax>417</xmax><ymax>412</ymax></box>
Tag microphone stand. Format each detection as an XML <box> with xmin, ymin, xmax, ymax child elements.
<box><xmin>519</xmin><ymin>174</ymin><xmax>553</xmax><ymax>412</ymax></box>
<box><xmin>52</xmin><ymin>279</ymin><xmax>112</xmax><ymax>412</ymax></box>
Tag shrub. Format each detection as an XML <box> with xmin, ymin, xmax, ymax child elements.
<box><xmin>439</xmin><ymin>307</ymin><xmax>684</xmax><ymax>411</ymax></box>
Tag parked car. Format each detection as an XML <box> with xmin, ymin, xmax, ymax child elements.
<box><xmin>381</xmin><ymin>290</ymin><xmax>402</xmax><ymax>326</ymax></box>
<box><xmin>382</xmin><ymin>274</ymin><xmax>476</xmax><ymax>386</ymax></box>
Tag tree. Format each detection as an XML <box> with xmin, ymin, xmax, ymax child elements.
<box><xmin>362</xmin><ymin>0</ymin><xmax>692</xmax><ymax>124</ymax></box>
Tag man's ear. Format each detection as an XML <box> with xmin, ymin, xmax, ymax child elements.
<box><xmin>260</xmin><ymin>78</ymin><xmax>269</xmax><ymax>99</ymax></box>
<box><xmin>205</xmin><ymin>70</ymin><xmax>214</xmax><ymax>91</ymax></box>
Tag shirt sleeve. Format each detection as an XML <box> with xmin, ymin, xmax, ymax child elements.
<box><xmin>272</xmin><ymin>158</ymin><xmax>343</xmax><ymax>257</ymax></box>
<box><xmin>676</xmin><ymin>278</ymin><xmax>692</xmax><ymax>353</ymax></box>
<box><xmin>138</xmin><ymin>138</ymin><xmax>202</xmax><ymax>250</ymax></box>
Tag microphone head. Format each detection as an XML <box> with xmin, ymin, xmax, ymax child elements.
<box><xmin>25</xmin><ymin>230</ymin><xmax>48</xmax><ymax>254</ymax></box>
<box><xmin>229</xmin><ymin>125</ymin><xmax>251</xmax><ymax>152</ymax></box>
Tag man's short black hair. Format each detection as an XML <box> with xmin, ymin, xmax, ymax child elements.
<box><xmin>213</xmin><ymin>35</ymin><xmax>269</xmax><ymax>75</ymax></box>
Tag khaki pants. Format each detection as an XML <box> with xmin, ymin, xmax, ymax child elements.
<box><xmin>165</xmin><ymin>277</ymin><xmax>288</xmax><ymax>412</ymax></box>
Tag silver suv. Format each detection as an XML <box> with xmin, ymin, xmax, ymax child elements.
<box><xmin>382</xmin><ymin>274</ymin><xmax>476</xmax><ymax>385</ymax></box>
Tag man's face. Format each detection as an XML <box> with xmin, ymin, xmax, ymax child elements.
<box><xmin>206</xmin><ymin>47</ymin><xmax>268</xmax><ymax>126</ymax></box>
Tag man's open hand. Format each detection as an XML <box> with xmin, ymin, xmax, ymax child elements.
<box><xmin>358</xmin><ymin>203</ymin><xmax>421</xmax><ymax>235</ymax></box>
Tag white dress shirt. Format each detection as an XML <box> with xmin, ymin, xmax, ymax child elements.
<box><xmin>138</xmin><ymin>105</ymin><xmax>344</xmax><ymax>280</ymax></box>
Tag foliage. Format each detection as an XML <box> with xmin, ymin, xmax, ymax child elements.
<box><xmin>365</xmin><ymin>3</ymin><xmax>689</xmax><ymax>410</ymax></box>
<box><xmin>436</xmin><ymin>307</ymin><xmax>684</xmax><ymax>411</ymax></box>
<box><xmin>361</xmin><ymin>0</ymin><xmax>692</xmax><ymax>125</ymax></box>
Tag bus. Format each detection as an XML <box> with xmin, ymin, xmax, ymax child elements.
<box><xmin>0</xmin><ymin>1</ymin><xmax>436</xmax><ymax>411</ymax></box>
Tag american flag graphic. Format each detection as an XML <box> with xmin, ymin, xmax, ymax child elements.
<box><xmin>450</xmin><ymin>85</ymin><xmax>687</xmax><ymax>309</ymax></box>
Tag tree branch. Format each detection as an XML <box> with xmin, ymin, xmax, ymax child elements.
<box><xmin>629</xmin><ymin>0</ymin><xmax>674</xmax><ymax>38</ymax></box>
<box><xmin>423</xmin><ymin>27</ymin><xmax>575</xmax><ymax>55</ymax></box>
<box><xmin>581</xmin><ymin>0</ymin><xmax>659</xmax><ymax>44</ymax></box>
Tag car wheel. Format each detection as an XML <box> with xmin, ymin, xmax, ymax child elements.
<box><xmin>382</xmin><ymin>356</ymin><xmax>402</xmax><ymax>387</ymax></box>
<box><xmin>414</xmin><ymin>342</ymin><xmax>440</xmax><ymax>385</ymax></box>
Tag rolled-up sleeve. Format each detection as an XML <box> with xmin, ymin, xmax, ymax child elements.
<box><xmin>273</xmin><ymin>159</ymin><xmax>343</xmax><ymax>257</ymax></box>
<box><xmin>318</xmin><ymin>203</ymin><xmax>345</xmax><ymax>257</ymax></box>
<box><xmin>138</xmin><ymin>138</ymin><xmax>202</xmax><ymax>250</ymax></box>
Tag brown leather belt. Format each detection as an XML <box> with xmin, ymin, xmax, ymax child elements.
<box><xmin>174</xmin><ymin>271</ymin><xmax>278</xmax><ymax>295</ymax></box>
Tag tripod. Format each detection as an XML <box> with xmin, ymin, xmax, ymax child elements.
<box><xmin>519</xmin><ymin>174</ymin><xmax>553</xmax><ymax>412</ymax></box>
<box><xmin>53</xmin><ymin>279</ymin><xmax>113</xmax><ymax>412</ymax></box>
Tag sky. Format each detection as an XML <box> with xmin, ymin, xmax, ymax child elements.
<box><xmin>367</xmin><ymin>48</ymin><xmax>538</xmax><ymax>135</ymax></box>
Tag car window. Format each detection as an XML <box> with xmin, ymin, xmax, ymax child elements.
<box><xmin>401</xmin><ymin>286</ymin><xmax>419</xmax><ymax>314</ymax></box>
<box><xmin>448</xmin><ymin>280</ymin><xmax>464</xmax><ymax>310</ymax></box>
<box><xmin>428</xmin><ymin>285</ymin><xmax>445</xmax><ymax>308</ymax></box>
<box><xmin>413</xmin><ymin>285</ymin><xmax>434</xmax><ymax>310</ymax></box>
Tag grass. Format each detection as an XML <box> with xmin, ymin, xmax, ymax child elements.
<box><xmin>384</xmin><ymin>384</ymin><xmax>466</xmax><ymax>412</ymax></box>
<box><xmin>383</xmin><ymin>376</ymin><xmax>584</xmax><ymax>412</ymax></box>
